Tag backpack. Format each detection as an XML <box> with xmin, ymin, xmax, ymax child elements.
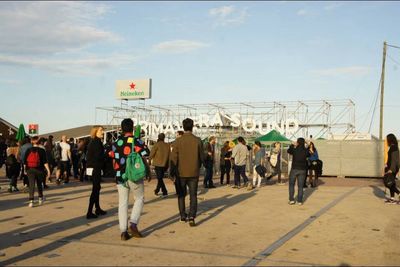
<box><xmin>122</xmin><ymin>144</ymin><xmax>146</xmax><ymax>184</ymax></box>
<box><xmin>26</xmin><ymin>149</ymin><xmax>41</xmax><ymax>168</ymax></box>
<box><xmin>6</xmin><ymin>154</ymin><xmax>17</xmax><ymax>166</ymax></box>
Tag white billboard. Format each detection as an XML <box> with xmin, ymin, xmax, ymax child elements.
<box><xmin>115</xmin><ymin>79</ymin><xmax>152</xmax><ymax>100</ymax></box>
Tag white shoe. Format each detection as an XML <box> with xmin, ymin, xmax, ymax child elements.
<box><xmin>38</xmin><ymin>197</ymin><xmax>45</xmax><ymax>205</ymax></box>
<box><xmin>297</xmin><ymin>202</ymin><xmax>303</xmax><ymax>206</ymax></box>
<box><xmin>28</xmin><ymin>200</ymin><xmax>34</xmax><ymax>208</ymax></box>
<box><xmin>288</xmin><ymin>200</ymin><xmax>295</xmax><ymax>205</ymax></box>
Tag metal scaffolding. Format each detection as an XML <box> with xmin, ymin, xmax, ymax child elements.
<box><xmin>95</xmin><ymin>99</ymin><xmax>356</xmax><ymax>142</ymax></box>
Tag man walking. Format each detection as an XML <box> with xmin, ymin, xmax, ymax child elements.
<box><xmin>110</xmin><ymin>118</ymin><xmax>150</xmax><ymax>241</ymax></box>
<box><xmin>149</xmin><ymin>133</ymin><xmax>170</xmax><ymax>197</ymax></box>
<box><xmin>287</xmin><ymin>138</ymin><xmax>309</xmax><ymax>205</ymax></box>
<box><xmin>58</xmin><ymin>135</ymin><xmax>71</xmax><ymax>184</ymax></box>
<box><xmin>171</xmin><ymin>118</ymin><xmax>204</xmax><ymax>227</ymax></box>
<box><xmin>231</xmin><ymin>137</ymin><xmax>249</xmax><ymax>188</ymax></box>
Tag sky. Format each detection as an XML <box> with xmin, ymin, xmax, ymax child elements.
<box><xmin>1</xmin><ymin>1</ymin><xmax>400</xmax><ymax>138</ymax></box>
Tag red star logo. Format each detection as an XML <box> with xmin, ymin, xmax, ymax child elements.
<box><xmin>129</xmin><ymin>82</ymin><xmax>136</xmax><ymax>90</ymax></box>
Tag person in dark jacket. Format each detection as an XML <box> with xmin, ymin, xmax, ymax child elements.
<box><xmin>220</xmin><ymin>141</ymin><xmax>232</xmax><ymax>185</ymax></box>
<box><xmin>384</xmin><ymin>133</ymin><xmax>400</xmax><ymax>204</ymax></box>
<box><xmin>86</xmin><ymin>126</ymin><xmax>107</xmax><ymax>219</ymax></box>
<box><xmin>287</xmin><ymin>137</ymin><xmax>309</xmax><ymax>205</ymax></box>
<box><xmin>307</xmin><ymin>142</ymin><xmax>319</xmax><ymax>188</ymax></box>
<box><xmin>203</xmin><ymin>136</ymin><xmax>216</xmax><ymax>188</ymax></box>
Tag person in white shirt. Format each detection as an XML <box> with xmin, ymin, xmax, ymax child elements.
<box><xmin>231</xmin><ymin>137</ymin><xmax>249</xmax><ymax>188</ymax></box>
<box><xmin>57</xmin><ymin>135</ymin><xmax>71</xmax><ymax>184</ymax></box>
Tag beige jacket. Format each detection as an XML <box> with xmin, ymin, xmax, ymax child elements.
<box><xmin>149</xmin><ymin>141</ymin><xmax>170</xmax><ymax>168</ymax></box>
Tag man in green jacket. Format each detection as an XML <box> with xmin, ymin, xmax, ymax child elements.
<box><xmin>170</xmin><ymin>118</ymin><xmax>204</xmax><ymax>227</ymax></box>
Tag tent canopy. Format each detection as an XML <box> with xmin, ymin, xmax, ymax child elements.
<box><xmin>15</xmin><ymin>123</ymin><xmax>26</xmax><ymax>142</ymax></box>
<box><xmin>255</xmin><ymin>130</ymin><xmax>291</xmax><ymax>143</ymax></box>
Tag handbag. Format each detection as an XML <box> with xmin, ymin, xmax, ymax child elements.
<box><xmin>383</xmin><ymin>173</ymin><xmax>395</xmax><ymax>188</ymax></box>
<box><xmin>255</xmin><ymin>165</ymin><xmax>267</xmax><ymax>178</ymax></box>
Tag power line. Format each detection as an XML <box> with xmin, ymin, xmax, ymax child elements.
<box><xmin>359</xmin><ymin>77</ymin><xmax>381</xmax><ymax>133</ymax></box>
<box><xmin>387</xmin><ymin>44</ymin><xmax>400</xmax><ymax>49</ymax></box>
<box><xmin>387</xmin><ymin>53</ymin><xmax>400</xmax><ymax>66</ymax></box>
<box><xmin>368</xmin><ymin>77</ymin><xmax>381</xmax><ymax>133</ymax></box>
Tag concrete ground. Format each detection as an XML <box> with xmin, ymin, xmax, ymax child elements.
<box><xmin>0</xmin><ymin>169</ymin><xmax>399</xmax><ymax>266</ymax></box>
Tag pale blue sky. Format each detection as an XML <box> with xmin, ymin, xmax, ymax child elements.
<box><xmin>1</xmin><ymin>1</ymin><xmax>399</xmax><ymax>137</ymax></box>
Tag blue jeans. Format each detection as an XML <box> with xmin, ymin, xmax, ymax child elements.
<box><xmin>234</xmin><ymin>165</ymin><xmax>248</xmax><ymax>186</ymax></box>
<box><xmin>289</xmin><ymin>169</ymin><xmax>307</xmax><ymax>202</ymax></box>
<box><xmin>203</xmin><ymin>161</ymin><xmax>214</xmax><ymax>187</ymax></box>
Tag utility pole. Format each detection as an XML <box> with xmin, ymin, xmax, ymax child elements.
<box><xmin>379</xmin><ymin>41</ymin><xmax>387</xmax><ymax>140</ymax></box>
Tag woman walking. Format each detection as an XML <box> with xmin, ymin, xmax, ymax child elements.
<box><xmin>384</xmin><ymin>133</ymin><xmax>399</xmax><ymax>204</ymax></box>
<box><xmin>86</xmin><ymin>126</ymin><xmax>107</xmax><ymax>219</ymax></box>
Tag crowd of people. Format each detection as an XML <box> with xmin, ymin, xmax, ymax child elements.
<box><xmin>0</xmin><ymin>119</ymin><xmax>398</xmax><ymax>241</ymax></box>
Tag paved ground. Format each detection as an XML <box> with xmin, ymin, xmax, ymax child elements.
<box><xmin>0</xmin><ymin>169</ymin><xmax>399</xmax><ymax>266</ymax></box>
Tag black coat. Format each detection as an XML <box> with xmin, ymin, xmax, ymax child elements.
<box><xmin>288</xmin><ymin>144</ymin><xmax>309</xmax><ymax>171</ymax></box>
<box><xmin>86</xmin><ymin>137</ymin><xmax>104</xmax><ymax>170</ymax></box>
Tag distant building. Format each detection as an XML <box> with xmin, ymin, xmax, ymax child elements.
<box><xmin>43</xmin><ymin>125</ymin><xmax>119</xmax><ymax>142</ymax></box>
<box><xmin>0</xmin><ymin>117</ymin><xmax>18</xmax><ymax>140</ymax></box>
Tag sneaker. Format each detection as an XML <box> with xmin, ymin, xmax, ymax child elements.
<box><xmin>231</xmin><ymin>185</ymin><xmax>238</xmax><ymax>189</ymax></box>
<box><xmin>288</xmin><ymin>200</ymin><xmax>295</xmax><ymax>205</ymax></box>
<box><xmin>38</xmin><ymin>197</ymin><xmax>45</xmax><ymax>205</ymax></box>
<box><xmin>121</xmin><ymin>231</ymin><xmax>131</xmax><ymax>241</ymax></box>
<box><xmin>154</xmin><ymin>190</ymin><xmax>159</xmax><ymax>196</ymax></box>
<box><xmin>188</xmin><ymin>218</ymin><xmax>196</xmax><ymax>227</ymax></box>
<box><xmin>128</xmin><ymin>224</ymin><xmax>143</xmax><ymax>238</ymax></box>
<box><xmin>180</xmin><ymin>217</ymin><xmax>187</xmax><ymax>223</ymax></box>
<box><xmin>28</xmin><ymin>200</ymin><xmax>34</xmax><ymax>208</ymax></box>
<box><xmin>297</xmin><ymin>202</ymin><xmax>303</xmax><ymax>206</ymax></box>
<box><xmin>56</xmin><ymin>179</ymin><xmax>61</xmax><ymax>185</ymax></box>
<box><xmin>161</xmin><ymin>194</ymin><xmax>168</xmax><ymax>198</ymax></box>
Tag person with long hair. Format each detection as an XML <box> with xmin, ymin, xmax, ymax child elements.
<box><xmin>384</xmin><ymin>133</ymin><xmax>399</xmax><ymax>204</ymax></box>
<box><xmin>6</xmin><ymin>139</ymin><xmax>20</xmax><ymax>192</ymax></box>
<box><xmin>86</xmin><ymin>126</ymin><xmax>107</xmax><ymax>219</ymax></box>
<box><xmin>307</xmin><ymin>142</ymin><xmax>319</xmax><ymax>188</ymax></box>
<box><xmin>220</xmin><ymin>141</ymin><xmax>232</xmax><ymax>186</ymax></box>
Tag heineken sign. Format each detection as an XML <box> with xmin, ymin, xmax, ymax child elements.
<box><xmin>116</xmin><ymin>79</ymin><xmax>152</xmax><ymax>100</ymax></box>
<box><xmin>28</xmin><ymin>124</ymin><xmax>39</xmax><ymax>135</ymax></box>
